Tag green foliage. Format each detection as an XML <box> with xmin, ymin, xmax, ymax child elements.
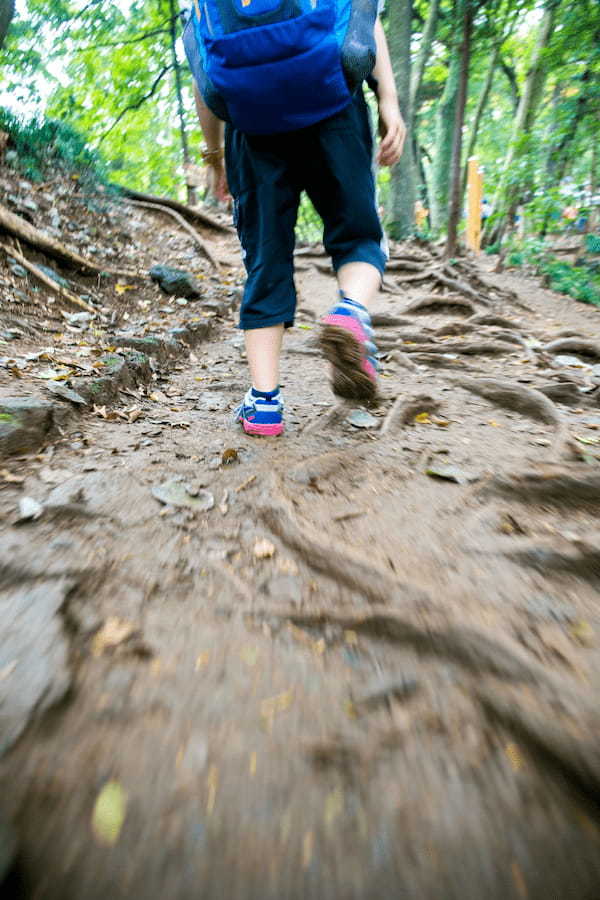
<box><xmin>0</xmin><ymin>107</ymin><xmax>107</xmax><ymax>184</ymax></box>
<box><xmin>504</xmin><ymin>237</ymin><xmax>600</xmax><ymax>307</ymax></box>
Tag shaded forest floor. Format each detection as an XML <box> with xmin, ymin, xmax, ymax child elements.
<box><xmin>2</xmin><ymin>169</ymin><xmax>600</xmax><ymax>899</ymax></box>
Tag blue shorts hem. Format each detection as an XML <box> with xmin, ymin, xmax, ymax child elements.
<box><xmin>332</xmin><ymin>246</ymin><xmax>387</xmax><ymax>275</ymax></box>
<box><xmin>239</xmin><ymin>312</ymin><xmax>295</xmax><ymax>330</ymax></box>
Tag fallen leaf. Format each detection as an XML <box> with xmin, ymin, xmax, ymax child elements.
<box><xmin>149</xmin><ymin>390</ymin><xmax>169</xmax><ymax>403</ymax></box>
<box><xmin>260</xmin><ymin>690</ymin><xmax>293</xmax><ymax>721</ymax></box>
<box><xmin>488</xmin><ymin>420</ymin><xmax>502</xmax><ymax>427</ymax></box>
<box><xmin>206</xmin><ymin>765</ymin><xmax>218</xmax><ymax>814</ymax></box>
<box><xmin>254</xmin><ymin>538</ymin><xmax>275</xmax><ymax>559</ymax></box>
<box><xmin>570</xmin><ymin>620</ymin><xmax>594</xmax><ymax>646</ymax></box>
<box><xmin>414</xmin><ymin>412</ymin><xmax>431</xmax><ymax>424</ymax></box>
<box><xmin>240</xmin><ymin>646</ymin><xmax>259</xmax><ymax>667</ymax></box>
<box><xmin>114</xmin><ymin>283</ymin><xmax>136</xmax><ymax>295</ymax></box>
<box><xmin>0</xmin><ymin>469</ymin><xmax>25</xmax><ymax>484</ymax></box>
<box><xmin>91</xmin><ymin>781</ymin><xmax>127</xmax><ymax>846</ymax></box>
<box><xmin>195</xmin><ymin>651</ymin><xmax>210</xmax><ymax>670</ymax></box>
<box><xmin>39</xmin><ymin>466</ymin><xmax>73</xmax><ymax>484</ymax></box>
<box><xmin>249</xmin><ymin>752</ymin><xmax>257</xmax><ymax>776</ymax></box>
<box><xmin>92</xmin><ymin>617</ymin><xmax>136</xmax><ymax>656</ymax></box>
<box><xmin>505</xmin><ymin>742</ymin><xmax>525</xmax><ymax>772</ymax></box>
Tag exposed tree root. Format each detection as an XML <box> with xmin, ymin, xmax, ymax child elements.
<box><xmin>479</xmin><ymin>689</ymin><xmax>600</xmax><ymax>805</ymax></box>
<box><xmin>117</xmin><ymin>186</ymin><xmax>230</xmax><ymax>233</ymax></box>
<box><xmin>432</xmin><ymin>271</ymin><xmax>492</xmax><ymax>306</ymax></box>
<box><xmin>0</xmin><ymin>201</ymin><xmax>139</xmax><ymax>277</ymax></box>
<box><xmin>0</xmin><ymin>242</ymin><xmax>96</xmax><ymax>314</ymax></box>
<box><xmin>370</xmin><ymin>313</ymin><xmax>412</xmax><ymax>327</ymax></box>
<box><xmin>469</xmin><ymin>314</ymin><xmax>523</xmax><ymax>330</ymax></box>
<box><xmin>537</xmin><ymin>382</ymin><xmax>582</xmax><ymax>405</ymax></box>
<box><xmin>481</xmin><ymin>468</ymin><xmax>600</xmax><ymax>508</ymax></box>
<box><xmin>403</xmin><ymin>294</ymin><xmax>476</xmax><ymax>316</ymax></box>
<box><xmin>434</xmin><ymin>321</ymin><xmax>476</xmax><ymax>337</ymax></box>
<box><xmin>384</xmin><ymin>350</ymin><xmax>419</xmax><ymax>371</ymax></box>
<box><xmin>406</xmin><ymin>342</ymin><xmax>514</xmax><ymax>357</ymax></box>
<box><xmin>257</xmin><ymin>488</ymin><xmax>428</xmax><ymax>604</ymax></box>
<box><xmin>287</xmin><ymin>450</ymin><xmax>357</xmax><ymax>486</ymax></box>
<box><xmin>451</xmin><ymin>377</ymin><xmax>561</xmax><ymax>425</ymax></box>
<box><xmin>126</xmin><ymin>199</ymin><xmax>221</xmax><ymax>271</ymax></box>
<box><xmin>255</xmin><ymin>608</ymin><xmax>555</xmax><ymax>685</ymax></box>
<box><xmin>380</xmin><ymin>393</ymin><xmax>441</xmax><ymax>436</ymax></box>
<box><xmin>301</xmin><ymin>402</ymin><xmax>350</xmax><ymax>435</ymax></box>
<box><xmin>385</xmin><ymin>259</ymin><xmax>428</xmax><ymax>273</ymax></box>
<box><xmin>409</xmin><ymin>353</ymin><xmax>469</xmax><ymax>369</ymax></box>
<box><xmin>380</xmin><ymin>331</ymin><xmax>432</xmax><ymax>348</ymax></box>
<box><xmin>393</xmin><ymin>269</ymin><xmax>437</xmax><ymax>284</ymax></box>
<box><xmin>500</xmin><ymin>533</ymin><xmax>600</xmax><ymax>581</ymax></box>
<box><xmin>544</xmin><ymin>338</ymin><xmax>600</xmax><ymax>361</ymax></box>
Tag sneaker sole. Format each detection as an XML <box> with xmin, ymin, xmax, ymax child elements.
<box><xmin>319</xmin><ymin>318</ymin><xmax>378</xmax><ymax>402</ymax></box>
<box><xmin>241</xmin><ymin>419</ymin><xmax>284</xmax><ymax>437</ymax></box>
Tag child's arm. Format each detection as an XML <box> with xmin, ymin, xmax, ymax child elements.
<box><xmin>193</xmin><ymin>82</ymin><xmax>230</xmax><ymax>204</ymax></box>
<box><xmin>371</xmin><ymin>18</ymin><xmax>407</xmax><ymax>167</ymax></box>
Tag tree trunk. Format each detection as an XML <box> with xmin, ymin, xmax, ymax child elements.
<box><xmin>445</xmin><ymin>0</ymin><xmax>473</xmax><ymax>259</ymax></box>
<box><xmin>430</xmin><ymin>45</ymin><xmax>461</xmax><ymax>231</ymax></box>
<box><xmin>460</xmin><ymin>42</ymin><xmax>499</xmax><ymax>199</ymax></box>
<box><xmin>168</xmin><ymin>0</ymin><xmax>196</xmax><ymax>205</ymax></box>
<box><xmin>590</xmin><ymin>134</ymin><xmax>599</xmax><ymax>233</ymax></box>
<box><xmin>410</xmin><ymin>0</ymin><xmax>441</xmax><ymax>124</ymax></box>
<box><xmin>486</xmin><ymin>0</ymin><xmax>561</xmax><ymax>244</ymax></box>
<box><xmin>387</xmin><ymin>0</ymin><xmax>415</xmax><ymax>240</ymax></box>
<box><xmin>0</xmin><ymin>0</ymin><xmax>14</xmax><ymax>49</ymax></box>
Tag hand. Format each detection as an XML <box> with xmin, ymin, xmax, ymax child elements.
<box><xmin>206</xmin><ymin>159</ymin><xmax>231</xmax><ymax>208</ymax></box>
<box><xmin>377</xmin><ymin>97</ymin><xmax>407</xmax><ymax>167</ymax></box>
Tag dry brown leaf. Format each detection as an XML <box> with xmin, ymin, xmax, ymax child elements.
<box><xmin>92</xmin><ymin>617</ymin><xmax>136</xmax><ymax>656</ymax></box>
<box><xmin>254</xmin><ymin>538</ymin><xmax>275</xmax><ymax>559</ymax></box>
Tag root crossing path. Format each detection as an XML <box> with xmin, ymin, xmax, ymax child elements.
<box><xmin>3</xmin><ymin>241</ymin><xmax>600</xmax><ymax>900</ymax></box>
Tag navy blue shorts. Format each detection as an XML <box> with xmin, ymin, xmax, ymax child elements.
<box><xmin>225</xmin><ymin>91</ymin><xmax>387</xmax><ymax>331</ymax></box>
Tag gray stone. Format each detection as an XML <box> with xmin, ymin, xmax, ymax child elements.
<box><xmin>0</xmin><ymin>397</ymin><xmax>53</xmax><ymax>457</ymax></box>
<box><xmin>152</xmin><ymin>480</ymin><xmax>214</xmax><ymax>511</ymax></box>
<box><xmin>347</xmin><ymin>409</ymin><xmax>379</xmax><ymax>429</ymax></box>
<box><xmin>45</xmin><ymin>382</ymin><xmax>87</xmax><ymax>405</ymax></box>
<box><xmin>17</xmin><ymin>496</ymin><xmax>43</xmax><ymax>522</ymax></box>
<box><xmin>8</xmin><ymin>263</ymin><xmax>27</xmax><ymax>278</ymax></box>
<box><xmin>149</xmin><ymin>264</ymin><xmax>203</xmax><ymax>299</ymax></box>
<box><xmin>0</xmin><ymin>579</ymin><xmax>73</xmax><ymax>756</ymax></box>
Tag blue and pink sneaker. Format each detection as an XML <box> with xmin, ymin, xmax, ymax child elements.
<box><xmin>319</xmin><ymin>295</ymin><xmax>379</xmax><ymax>401</ymax></box>
<box><xmin>235</xmin><ymin>387</ymin><xmax>284</xmax><ymax>436</ymax></box>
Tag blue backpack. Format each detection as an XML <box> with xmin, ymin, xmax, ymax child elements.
<box><xmin>183</xmin><ymin>0</ymin><xmax>378</xmax><ymax>135</ymax></box>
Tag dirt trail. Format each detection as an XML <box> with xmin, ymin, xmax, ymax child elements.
<box><xmin>2</xmin><ymin>201</ymin><xmax>600</xmax><ymax>898</ymax></box>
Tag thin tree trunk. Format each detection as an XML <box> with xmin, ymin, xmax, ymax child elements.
<box><xmin>460</xmin><ymin>5</ymin><xmax>518</xmax><ymax>199</ymax></box>
<box><xmin>487</xmin><ymin>0</ymin><xmax>561</xmax><ymax>244</ymax></box>
<box><xmin>430</xmin><ymin>32</ymin><xmax>461</xmax><ymax>231</ymax></box>
<box><xmin>410</xmin><ymin>0</ymin><xmax>441</xmax><ymax>124</ymax></box>
<box><xmin>388</xmin><ymin>0</ymin><xmax>415</xmax><ymax>239</ymax></box>
<box><xmin>168</xmin><ymin>0</ymin><xmax>196</xmax><ymax>205</ymax></box>
<box><xmin>445</xmin><ymin>0</ymin><xmax>473</xmax><ymax>259</ymax></box>
<box><xmin>590</xmin><ymin>135</ymin><xmax>599</xmax><ymax>233</ymax></box>
<box><xmin>0</xmin><ymin>0</ymin><xmax>14</xmax><ymax>48</ymax></box>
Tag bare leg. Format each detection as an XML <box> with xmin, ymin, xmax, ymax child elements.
<box><xmin>244</xmin><ymin>324</ymin><xmax>284</xmax><ymax>392</ymax></box>
<box><xmin>336</xmin><ymin>261</ymin><xmax>381</xmax><ymax>308</ymax></box>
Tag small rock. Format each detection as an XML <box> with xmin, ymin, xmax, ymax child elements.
<box><xmin>254</xmin><ymin>538</ymin><xmax>276</xmax><ymax>559</ymax></box>
<box><xmin>45</xmin><ymin>382</ymin><xmax>87</xmax><ymax>405</ymax></box>
<box><xmin>152</xmin><ymin>479</ymin><xmax>214</xmax><ymax>511</ymax></box>
<box><xmin>17</xmin><ymin>496</ymin><xmax>43</xmax><ymax>522</ymax></box>
<box><xmin>425</xmin><ymin>464</ymin><xmax>478</xmax><ymax>485</ymax></box>
<box><xmin>352</xmin><ymin>675</ymin><xmax>420</xmax><ymax>712</ymax></box>
<box><xmin>553</xmin><ymin>354</ymin><xmax>589</xmax><ymax>369</ymax></box>
<box><xmin>347</xmin><ymin>408</ymin><xmax>378</xmax><ymax>429</ymax></box>
<box><xmin>149</xmin><ymin>265</ymin><xmax>203</xmax><ymax>299</ymax></box>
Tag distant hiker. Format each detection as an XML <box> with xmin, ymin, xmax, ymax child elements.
<box><xmin>415</xmin><ymin>199</ymin><xmax>429</xmax><ymax>231</ymax></box>
<box><xmin>481</xmin><ymin>198</ymin><xmax>492</xmax><ymax>227</ymax></box>
<box><xmin>184</xmin><ymin>0</ymin><xmax>405</xmax><ymax>436</ymax></box>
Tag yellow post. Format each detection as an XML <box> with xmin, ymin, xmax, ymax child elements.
<box><xmin>466</xmin><ymin>157</ymin><xmax>483</xmax><ymax>254</ymax></box>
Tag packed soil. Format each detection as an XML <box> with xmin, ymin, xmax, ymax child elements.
<box><xmin>2</xmin><ymin>176</ymin><xmax>600</xmax><ymax>899</ymax></box>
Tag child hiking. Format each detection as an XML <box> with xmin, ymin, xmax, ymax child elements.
<box><xmin>184</xmin><ymin>0</ymin><xmax>405</xmax><ymax>436</ymax></box>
